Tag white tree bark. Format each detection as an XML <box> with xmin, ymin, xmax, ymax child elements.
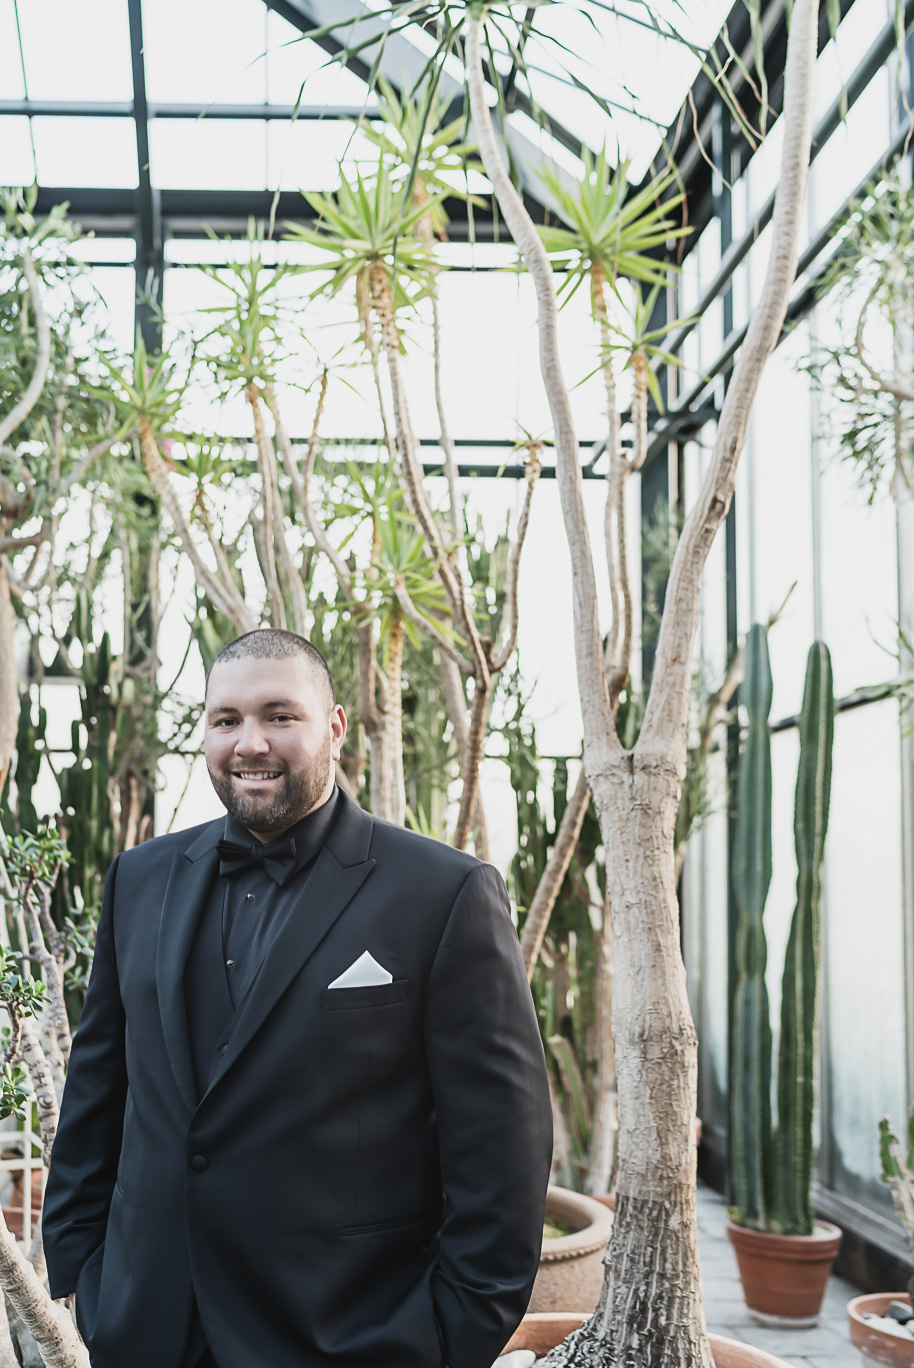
<box><xmin>465</xmin><ymin>1</ymin><xmax>817</xmax><ymax>1362</ymax></box>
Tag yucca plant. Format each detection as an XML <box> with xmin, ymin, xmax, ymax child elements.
<box><xmin>289</xmin><ymin>163</ymin><xmax>540</xmax><ymax>848</ymax></box>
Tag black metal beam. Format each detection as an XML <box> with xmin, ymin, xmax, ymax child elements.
<box><xmin>646</xmin><ymin>112</ymin><xmax>914</xmax><ymax>464</ymax></box>
<box><xmin>127</xmin><ymin>0</ymin><xmax>162</xmax><ymax>349</ymax></box>
<box><xmin>646</xmin><ymin>0</ymin><xmax>858</xmax><ymax>258</ymax></box>
<box><xmin>659</xmin><ymin>0</ymin><xmax>914</xmax><ymax>367</ymax></box>
<box><xmin>31</xmin><ymin>185</ymin><xmax>545</xmax><ymax>241</ymax></box>
<box><xmin>0</xmin><ymin>100</ymin><xmax>381</xmax><ymax>120</ymax></box>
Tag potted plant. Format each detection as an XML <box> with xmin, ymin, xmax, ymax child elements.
<box><xmin>532</xmin><ymin>1187</ymin><xmax>615</xmax><ymax>1316</ymax></box>
<box><xmin>847</xmin><ymin>1111</ymin><xmax>914</xmax><ymax>1368</ymax></box>
<box><xmin>725</xmin><ymin>627</ymin><xmax>841</xmax><ymax>1325</ymax></box>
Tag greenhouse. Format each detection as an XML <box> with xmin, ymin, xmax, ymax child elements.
<box><xmin>0</xmin><ymin>1</ymin><xmax>912</xmax><ymax>1366</ymax></box>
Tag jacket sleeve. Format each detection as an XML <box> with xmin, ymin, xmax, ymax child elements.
<box><xmin>42</xmin><ymin>854</ymin><xmax>128</xmax><ymax>1299</ymax></box>
<box><xmin>424</xmin><ymin>861</ymin><xmax>552</xmax><ymax>1368</ymax></box>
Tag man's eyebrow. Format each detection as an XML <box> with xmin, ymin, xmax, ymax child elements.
<box><xmin>207</xmin><ymin>699</ymin><xmax>303</xmax><ymax>716</ymax></box>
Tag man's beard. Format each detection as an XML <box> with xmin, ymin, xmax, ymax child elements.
<box><xmin>207</xmin><ymin>735</ymin><xmax>332</xmax><ymax>837</ymax></box>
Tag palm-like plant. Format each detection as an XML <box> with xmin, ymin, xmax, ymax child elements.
<box><xmin>287</xmin><ymin>163</ymin><xmax>510</xmax><ymax>849</ymax></box>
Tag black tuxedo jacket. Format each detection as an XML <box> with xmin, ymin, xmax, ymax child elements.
<box><xmin>42</xmin><ymin>792</ymin><xmax>552</xmax><ymax>1368</ymax></box>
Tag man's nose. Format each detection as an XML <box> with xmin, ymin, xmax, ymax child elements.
<box><xmin>233</xmin><ymin>721</ymin><xmax>271</xmax><ymax>755</ymax></box>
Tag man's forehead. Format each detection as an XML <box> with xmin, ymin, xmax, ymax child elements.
<box><xmin>207</xmin><ymin>656</ymin><xmax>320</xmax><ymax>709</ymax></box>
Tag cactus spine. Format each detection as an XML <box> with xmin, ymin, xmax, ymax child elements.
<box><xmin>773</xmin><ymin>640</ymin><xmax>834</xmax><ymax>1235</ymax></box>
<box><xmin>730</xmin><ymin>624</ymin><xmax>774</xmax><ymax>1229</ymax></box>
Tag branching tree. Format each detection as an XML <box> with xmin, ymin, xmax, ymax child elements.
<box><xmin>458</xmin><ymin>1</ymin><xmax>818</xmax><ymax>1364</ymax></box>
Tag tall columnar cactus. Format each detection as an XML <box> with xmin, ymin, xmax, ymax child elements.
<box><xmin>730</xmin><ymin>624</ymin><xmax>774</xmax><ymax>1229</ymax></box>
<box><xmin>773</xmin><ymin>641</ymin><xmax>834</xmax><ymax>1235</ymax></box>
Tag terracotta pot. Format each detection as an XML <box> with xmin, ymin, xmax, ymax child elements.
<box><xmin>3</xmin><ymin>1169</ymin><xmax>43</xmax><ymax>1241</ymax></box>
<box><xmin>503</xmin><ymin>1313</ymin><xmax>795</xmax><ymax>1368</ymax></box>
<box><xmin>848</xmin><ymin>1294</ymin><xmax>914</xmax><ymax>1368</ymax></box>
<box><xmin>726</xmin><ymin>1217</ymin><xmax>843</xmax><ymax>1327</ymax></box>
<box><xmin>529</xmin><ymin>1187</ymin><xmax>614</xmax><ymax>1315</ymax></box>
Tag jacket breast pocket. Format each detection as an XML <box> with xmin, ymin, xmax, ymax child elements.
<box><xmin>321</xmin><ymin>978</ymin><xmax>409</xmax><ymax>1011</ymax></box>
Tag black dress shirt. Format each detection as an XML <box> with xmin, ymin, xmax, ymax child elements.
<box><xmin>220</xmin><ymin>787</ymin><xmax>342</xmax><ymax>1009</ymax></box>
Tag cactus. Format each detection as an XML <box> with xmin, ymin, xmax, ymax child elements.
<box><xmin>730</xmin><ymin>624</ymin><xmax>774</xmax><ymax>1229</ymax></box>
<box><xmin>879</xmin><ymin>1109</ymin><xmax>914</xmax><ymax>1300</ymax></box>
<box><xmin>730</xmin><ymin>635</ymin><xmax>834</xmax><ymax>1235</ymax></box>
<box><xmin>772</xmin><ymin>641</ymin><xmax>834</xmax><ymax>1235</ymax></box>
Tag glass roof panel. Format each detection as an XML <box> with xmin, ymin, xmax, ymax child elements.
<box><xmin>32</xmin><ymin>117</ymin><xmax>138</xmax><ymax>189</ymax></box>
<box><xmin>266</xmin><ymin>119</ymin><xmax>385</xmax><ymax>192</ymax></box>
<box><xmin>0</xmin><ymin>1</ymin><xmax>25</xmax><ymax>99</ymax></box>
<box><xmin>150</xmin><ymin>119</ymin><xmax>268</xmax><ymax>190</ymax></box>
<box><xmin>142</xmin><ymin>0</ymin><xmax>268</xmax><ymax>103</ymax></box>
<box><xmin>517</xmin><ymin>0</ymin><xmax>734</xmax><ymax>176</ymax></box>
<box><xmin>17</xmin><ymin>0</ymin><xmax>132</xmax><ymax>102</ymax></box>
<box><xmin>263</xmin><ymin>12</ymin><xmax>373</xmax><ymax>108</ymax></box>
<box><xmin>0</xmin><ymin>116</ymin><xmax>36</xmax><ymax>185</ymax></box>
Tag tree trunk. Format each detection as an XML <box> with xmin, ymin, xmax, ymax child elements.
<box><xmin>465</xmin><ymin>0</ymin><xmax>817</xmax><ymax>1359</ymax></box>
<box><xmin>585</xmin><ymin>905</ymin><xmax>618</xmax><ymax>1196</ymax></box>
<box><xmin>0</xmin><ymin>567</ymin><xmax>18</xmax><ymax>800</ymax></box>
<box><xmin>0</xmin><ymin>1292</ymin><xmax>19</xmax><ymax>1368</ymax></box>
<box><xmin>520</xmin><ymin>768</ymin><xmax>590</xmax><ymax>977</ymax></box>
<box><xmin>542</xmin><ymin>755</ymin><xmax>709</xmax><ymax>1368</ymax></box>
<box><xmin>385</xmin><ymin>609</ymin><xmax>406</xmax><ymax>826</ymax></box>
<box><xmin>0</xmin><ymin>1214</ymin><xmax>89</xmax><ymax>1368</ymax></box>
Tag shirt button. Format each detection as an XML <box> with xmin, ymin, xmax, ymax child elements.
<box><xmin>190</xmin><ymin>1155</ymin><xmax>208</xmax><ymax>1173</ymax></box>
<box><xmin>246</xmin><ymin>892</ymin><xmax>255</xmax><ymax>901</ymax></box>
<box><xmin>226</xmin><ymin>959</ymin><xmax>234</xmax><ymax>969</ymax></box>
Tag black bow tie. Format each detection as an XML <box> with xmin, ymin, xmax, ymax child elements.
<box><xmin>217</xmin><ymin>836</ymin><xmax>298</xmax><ymax>885</ymax></box>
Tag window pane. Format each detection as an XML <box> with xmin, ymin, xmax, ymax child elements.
<box><xmin>0</xmin><ymin>0</ymin><xmax>25</xmax><ymax>99</ymax></box>
<box><xmin>823</xmin><ymin>700</ymin><xmax>906</xmax><ymax>1207</ymax></box>
<box><xmin>142</xmin><ymin>0</ymin><xmax>267</xmax><ymax>104</ymax></box>
<box><xmin>17</xmin><ymin>0</ymin><xmax>132</xmax><ymax>101</ymax></box>
<box><xmin>149</xmin><ymin>119</ymin><xmax>266</xmax><ymax>190</ymax></box>
<box><xmin>0</xmin><ymin>116</ymin><xmax>36</xmax><ymax>185</ymax></box>
<box><xmin>32</xmin><ymin>117</ymin><xmax>138</xmax><ymax>189</ymax></box>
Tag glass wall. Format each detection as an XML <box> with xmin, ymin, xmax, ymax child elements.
<box><xmin>681</xmin><ymin>0</ymin><xmax>912</xmax><ymax>1252</ymax></box>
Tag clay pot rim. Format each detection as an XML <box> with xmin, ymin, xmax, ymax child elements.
<box><xmin>726</xmin><ymin>1216</ymin><xmax>843</xmax><ymax>1254</ymax></box>
<box><xmin>541</xmin><ymin>1185</ymin><xmax>614</xmax><ymax>1263</ymax></box>
<box><xmin>504</xmin><ymin>1315</ymin><xmax>796</xmax><ymax>1368</ymax></box>
<box><xmin>848</xmin><ymin>1292</ymin><xmax>912</xmax><ymax>1324</ymax></box>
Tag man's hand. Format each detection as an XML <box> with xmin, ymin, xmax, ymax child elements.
<box><xmin>65</xmin><ymin>1292</ymin><xmax>76</xmax><ymax>1318</ymax></box>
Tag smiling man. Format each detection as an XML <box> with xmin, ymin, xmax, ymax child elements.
<box><xmin>42</xmin><ymin>629</ymin><xmax>552</xmax><ymax>1368</ymax></box>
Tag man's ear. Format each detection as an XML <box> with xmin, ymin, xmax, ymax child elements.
<box><xmin>330</xmin><ymin>705</ymin><xmax>347</xmax><ymax>762</ymax></box>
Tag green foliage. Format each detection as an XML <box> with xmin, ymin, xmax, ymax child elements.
<box><xmin>538</xmin><ymin>150</ymin><xmax>687</xmax><ymax>296</ymax></box>
<box><xmin>730</xmin><ymin>635</ymin><xmax>835</xmax><ymax>1235</ymax></box>
<box><xmin>4</xmin><ymin>824</ymin><xmax>69</xmax><ymax>886</ymax></box>
<box><xmin>0</xmin><ymin>1062</ymin><xmax>32</xmax><ymax>1123</ymax></box>
<box><xmin>807</xmin><ymin>171</ymin><xmax>914</xmax><ymax>501</ymax></box>
<box><xmin>285</xmin><ymin>160</ymin><xmax>440</xmax><ymax>305</ymax></box>
<box><xmin>357</xmin><ymin>76</ymin><xmax>485</xmax><ymax>237</ymax></box>
<box><xmin>878</xmin><ymin>1110</ymin><xmax>914</xmax><ymax>1300</ymax></box>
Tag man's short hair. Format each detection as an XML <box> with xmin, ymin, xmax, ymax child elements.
<box><xmin>206</xmin><ymin>630</ymin><xmax>335</xmax><ymax>712</ymax></box>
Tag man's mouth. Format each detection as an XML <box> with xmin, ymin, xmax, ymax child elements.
<box><xmin>233</xmin><ymin>771</ymin><xmax>283</xmax><ymax>784</ymax></box>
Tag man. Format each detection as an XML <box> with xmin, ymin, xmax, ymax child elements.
<box><xmin>43</xmin><ymin>629</ymin><xmax>552</xmax><ymax>1368</ymax></box>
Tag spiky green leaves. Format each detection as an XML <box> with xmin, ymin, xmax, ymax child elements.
<box><xmin>538</xmin><ymin>150</ymin><xmax>688</xmax><ymax>295</ymax></box>
<box><xmin>286</xmin><ymin>161</ymin><xmax>441</xmax><ymax>309</ymax></box>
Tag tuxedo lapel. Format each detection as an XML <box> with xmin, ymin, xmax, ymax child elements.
<box><xmin>203</xmin><ymin>794</ymin><xmax>375</xmax><ymax>1102</ymax></box>
<box><xmin>156</xmin><ymin>820</ymin><xmax>224</xmax><ymax>1116</ymax></box>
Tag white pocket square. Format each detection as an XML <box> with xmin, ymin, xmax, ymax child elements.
<box><xmin>328</xmin><ymin>951</ymin><xmax>393</xmax><ymax>989</ymax></box>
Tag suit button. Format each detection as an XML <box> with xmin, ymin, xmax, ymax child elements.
<box><xmin>190</xmin><ymin>1154</ymin><xmax>208</xmax><ymax>1172</ymax></box>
